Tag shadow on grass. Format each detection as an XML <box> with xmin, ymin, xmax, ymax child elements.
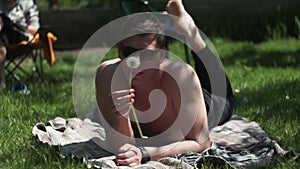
<box><xmin>1</xmin><ymin>54</ymin><xmax>85</xmax><ymax>122</ymax></box>
<box><xmin>23</xmin><ymin>139</ymin><xmax>85</xmax><ymax>168</ymax></box>
<box><xmin>221</xmin><ymin>45</ymin><xmax>300</xmax><ymax>68</ymax></box>
<box><xmin>237</xmin><ymin>79</ymin><xmax>299</xmax><ymax>118</ymax></box>
<box><xmin>236</xmin><ymin>78</ymin><xmax>300</xmax><ymax>152</ymax></box>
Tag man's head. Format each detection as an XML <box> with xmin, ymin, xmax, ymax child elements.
<box><xmin>116</xmin><ymin>13</ymin><xmax>169</xmax><ymax>83</ymax></box>
<box><xmin>118</xmin><ymin>13</ymin><xmax>167</xmax><ymax>60</ymax></box>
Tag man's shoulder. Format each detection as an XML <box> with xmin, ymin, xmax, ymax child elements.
<box><xmin>160</xmin><ymin>59</ymin><xmax>198</xmax><ymax>89</ymax></box>
<box><xmin>161</xmin><ymin>59</ymin><xmax>195</xmax><ymax>75</ymax></box>
<box><xmin>97</xmin><ymin>58</ymin><xmax>121</xmax><ymax>74</ymax></box>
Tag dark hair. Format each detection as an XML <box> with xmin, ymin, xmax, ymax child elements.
<box><xmin>119</xmin><ymin>13</ymin><xmax>166</xmax><ymax>48</ymax></box>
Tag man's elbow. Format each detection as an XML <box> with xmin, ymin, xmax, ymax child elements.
<box><xmin>196</xmin><ymin>137</ymin><xmax>211</xmax><ymax>153</ymax></box>
<box><xmin>203</xmin><ymin>138</ymin><xmax>211</xmax><ymax>151</ymax></box>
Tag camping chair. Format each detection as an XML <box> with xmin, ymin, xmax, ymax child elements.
<box><xmin>5</xmin><ymin>27</ymin><xmax>57</xmax><ymax>81</ymax></box>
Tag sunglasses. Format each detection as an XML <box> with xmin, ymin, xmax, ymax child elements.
<box><xmin>121</xmin><ymin>46</ymin><xmax>161</xmax><ymax>61</ymax></box>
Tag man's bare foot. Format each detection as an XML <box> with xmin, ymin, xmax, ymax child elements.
<box><xmin>166</xmin><ymin>0</ymin><xmax>206</xmax><ymax>51</ymax></box>
<box><xmin>166</xmin><ymin>0</ymin><xmax>186</xmax><ymax>18</ymax></box>
<box><xmin>166</xmin><ymin>0</ymin><xmax>196</xmax><ymax>37</ymax></box>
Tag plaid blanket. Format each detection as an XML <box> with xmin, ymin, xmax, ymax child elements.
<box><xmin>32</xmin><ymin>115</ymin><xmax>298</xmax><ymax>168</ymax></box>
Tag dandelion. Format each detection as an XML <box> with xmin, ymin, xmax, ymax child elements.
<box><xmin>126</xmin><ymin>56</ymin><xmax>140</xmax><ymax>69</ymax></box>
<box><xmin>125</xmin><ymin>57</ymin><xmax>144</xmax><ymax>138</ymax></box>
<box><xmin>126</xmin><ymin>56</ymin><xmax>140</xmax><ymax>87</ymax></box>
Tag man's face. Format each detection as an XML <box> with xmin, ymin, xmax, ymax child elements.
<box><xmin>120</xmin><ymin>33</ymin><xmax>158</xmax><ymax>56</ymax></box>
<box><xmin>119</xmin><ymin>34</ymin><xmax>163</xmax><ymax>83</ymax></box>
<box><xmin>121</xmin><ymin>33</ymin><xmax>163</xmax><ymax>63</ymax></box>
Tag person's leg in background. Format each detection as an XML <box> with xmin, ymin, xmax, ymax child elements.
<box><xmin>0</xmin><ymin>17</ymin><xmax>7</xmax><ymax>90</ymax></box>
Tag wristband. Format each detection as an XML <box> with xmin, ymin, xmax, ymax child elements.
<box><xmin>138</xmin><ymin>147</ymin><xmax>151</xmax><ymax>164</ymax></box>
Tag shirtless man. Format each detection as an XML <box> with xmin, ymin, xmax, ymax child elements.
<box><xmin>96</xmin><ymin>0</ymin><xmax>211</xmax><ymax>166</ymax></box>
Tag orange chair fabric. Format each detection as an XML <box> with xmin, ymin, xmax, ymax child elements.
<box><xmin>8</xmin><ymin>32</ymin><xmax>57</xmax><ymax>66</ymax></box>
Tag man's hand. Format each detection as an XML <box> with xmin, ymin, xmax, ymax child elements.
<box><xmin>115</xmin><ymin>143</ymin><xmax>142</xmax><ymax>167</ymax></box>
<box><xmin>111</xmin><ymin>88</ymin><xmax>135</xmax><ymax>117</ymax></box>
<box><xmin>26</xmin><ymin>25</ymin><xmax>38</xmax><ymax>35</ymax></box>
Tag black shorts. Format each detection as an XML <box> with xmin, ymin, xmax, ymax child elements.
<box><xmin>191</xmin><ymin>47</ymin><xmax>237</xmax><ymax>129</ymax></box>
<box><xmin>202</xmin><ymin>88</ymin><xmax>236</xmax><ymax>129</ymax></box>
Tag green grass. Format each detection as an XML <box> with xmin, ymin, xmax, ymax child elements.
<box><xmin>1</xmin><ymin>38</ymin><xmax>299</xmax><ymax>168</ymax></box>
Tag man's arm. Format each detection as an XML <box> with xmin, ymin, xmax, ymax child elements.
<box><xmin>115</xmin><ymin>63</ymin><xmax>211</xmax><ymax>166</ymax></box>
<box><xmin>147</xmin><ymin>63</ymin><xmax>210</xmax><ymax>161</ymax></box>
<box><xmin>144</xmin><ymin>0</ymin><xmax>211</xmax><ymax>162</ymax></box>
<box><xmin>24</xmin><ymin>0</ymin><xmax>40</xmax><ymax>35</ymax></box>
<box><xmin>95</xmin><ymin>60</ymin><xmax>136</xmax><ymax>152</ymax></box>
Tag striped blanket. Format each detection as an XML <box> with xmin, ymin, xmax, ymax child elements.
<box><xmin>32</xmin><ymin>115</ymin><xmax>298</xmax><ymax>168</ymax></box>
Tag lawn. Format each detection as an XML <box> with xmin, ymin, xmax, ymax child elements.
<box><xmin>0</xmin><ymin>38</ymin><xmax>299</xmax><ymax>168</ymax></box>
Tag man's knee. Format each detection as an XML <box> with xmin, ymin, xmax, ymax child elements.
<box><xmin>0</xmin><ymin>16</ymin><xmax>3</xmax><ymax>32</ymax></box>
<box><xmin>0</xmin><ymin>45</ymin><xmax>7</xmax><ymax>63</ymax></box>
<box><xmin>0</xmin><ymin>16</ymin><xmax>5</xmax><ymax>61</ymax></box>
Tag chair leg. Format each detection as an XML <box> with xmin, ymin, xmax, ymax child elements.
<box><xmin>31</xmin><ymin>48</ymin><xmax>44</xmax><ymax>80</ymax></box>
<box><xmin>5</xmin><ymin>53</ymin><xmax>32</xmax><ymax>81</ymax></box>
<box><xmin>5</xmin><ymin>48</ymin><xmax>44</xmax><ymax>81</ymax></box>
